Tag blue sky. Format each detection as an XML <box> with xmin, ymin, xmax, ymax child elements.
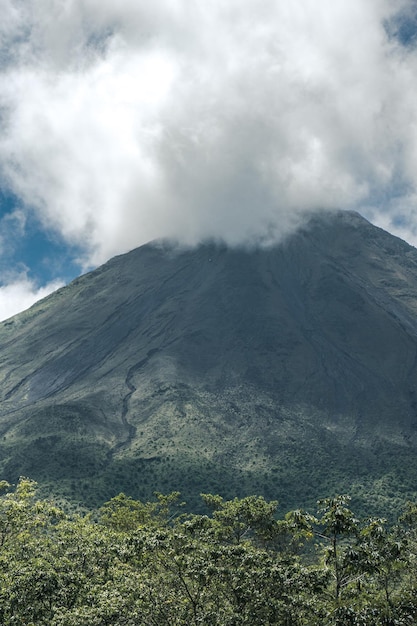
<box><xmin>0</xmin><ymin>188</ymin><xmax>82</xmax><ymax>319</ymax></box>
<box><xmin>0</xmin><ymin>188</ymin><xmax>81</xmax><ymax>282</ymax></box>
<box><xmin>1</xmin><ymin>0</ymin><xmax>417</xmax><ymax>320</ymax></box>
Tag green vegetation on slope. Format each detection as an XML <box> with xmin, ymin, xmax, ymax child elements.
<box><xmin>3</xmin><ymin>417</ymin><xmax>416</xmax><ymax>520</ymax></box>
<box><xmin>3</xmin><ymin>477</ymin><xmax>417</xmax><ymax>624</ymax></box>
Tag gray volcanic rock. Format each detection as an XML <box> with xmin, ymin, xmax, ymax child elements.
<box><xmin>1</xmin><ymin>209</ymin><xmax>417</xmax><ymax>513</ymax></box>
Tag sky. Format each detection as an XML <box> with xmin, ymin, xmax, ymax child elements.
<box><xmin>1</xmin><ymin>0</ymin><xmax>417</xmax><ymax>320</ymax></box>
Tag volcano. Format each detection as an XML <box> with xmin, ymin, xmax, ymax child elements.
<box><xmin>1</xmin><ymin>210</ymin><xmax>417</xmax><ymax>514</ymax></box>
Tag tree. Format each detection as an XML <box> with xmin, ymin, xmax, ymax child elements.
<box><xmin>315</xmin><ymin>495</ymin><xmax>360</xmax><ymax>605</ymax></box>
<box><xmin>99</xmin><ymin>491</ymin><xmax>182</xmax><ymax>531</ymax></box>
<box><xmin>200</xmin><ymin>493</ymin><xmax>281</xmax><ymax>545</ymax></box>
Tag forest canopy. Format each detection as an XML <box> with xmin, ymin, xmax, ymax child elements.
<box><xmin>2</xmin><ymin>478</ymin><xmax>417</xmax><ymax>625</ymax></box>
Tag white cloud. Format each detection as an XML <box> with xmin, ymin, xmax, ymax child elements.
<box><xmin>1</xmin><ymin>0</ymin><xmax>417</xmax><ymax>268</ymax></box>
<box><xmin>0</xmin><ymin>276</ymin><xmax>63</xmax><ymax>322</ymax></box>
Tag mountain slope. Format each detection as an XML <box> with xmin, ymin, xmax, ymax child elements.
<box><xmin>1</xmin><ymin>210</ymin><xmax>417</xmax><ymax>513</ymax></box>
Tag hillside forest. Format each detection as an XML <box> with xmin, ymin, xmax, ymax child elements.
<box><xmin>3</xmin><ymin>478</ymin><xmax>417</xmax><ymax>625</ymax></box>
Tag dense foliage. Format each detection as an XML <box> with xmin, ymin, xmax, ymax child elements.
<box><xmin>2</xmin><ymin>478</ymin><xmax>417</xmax><ymax>625</ymax></box>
